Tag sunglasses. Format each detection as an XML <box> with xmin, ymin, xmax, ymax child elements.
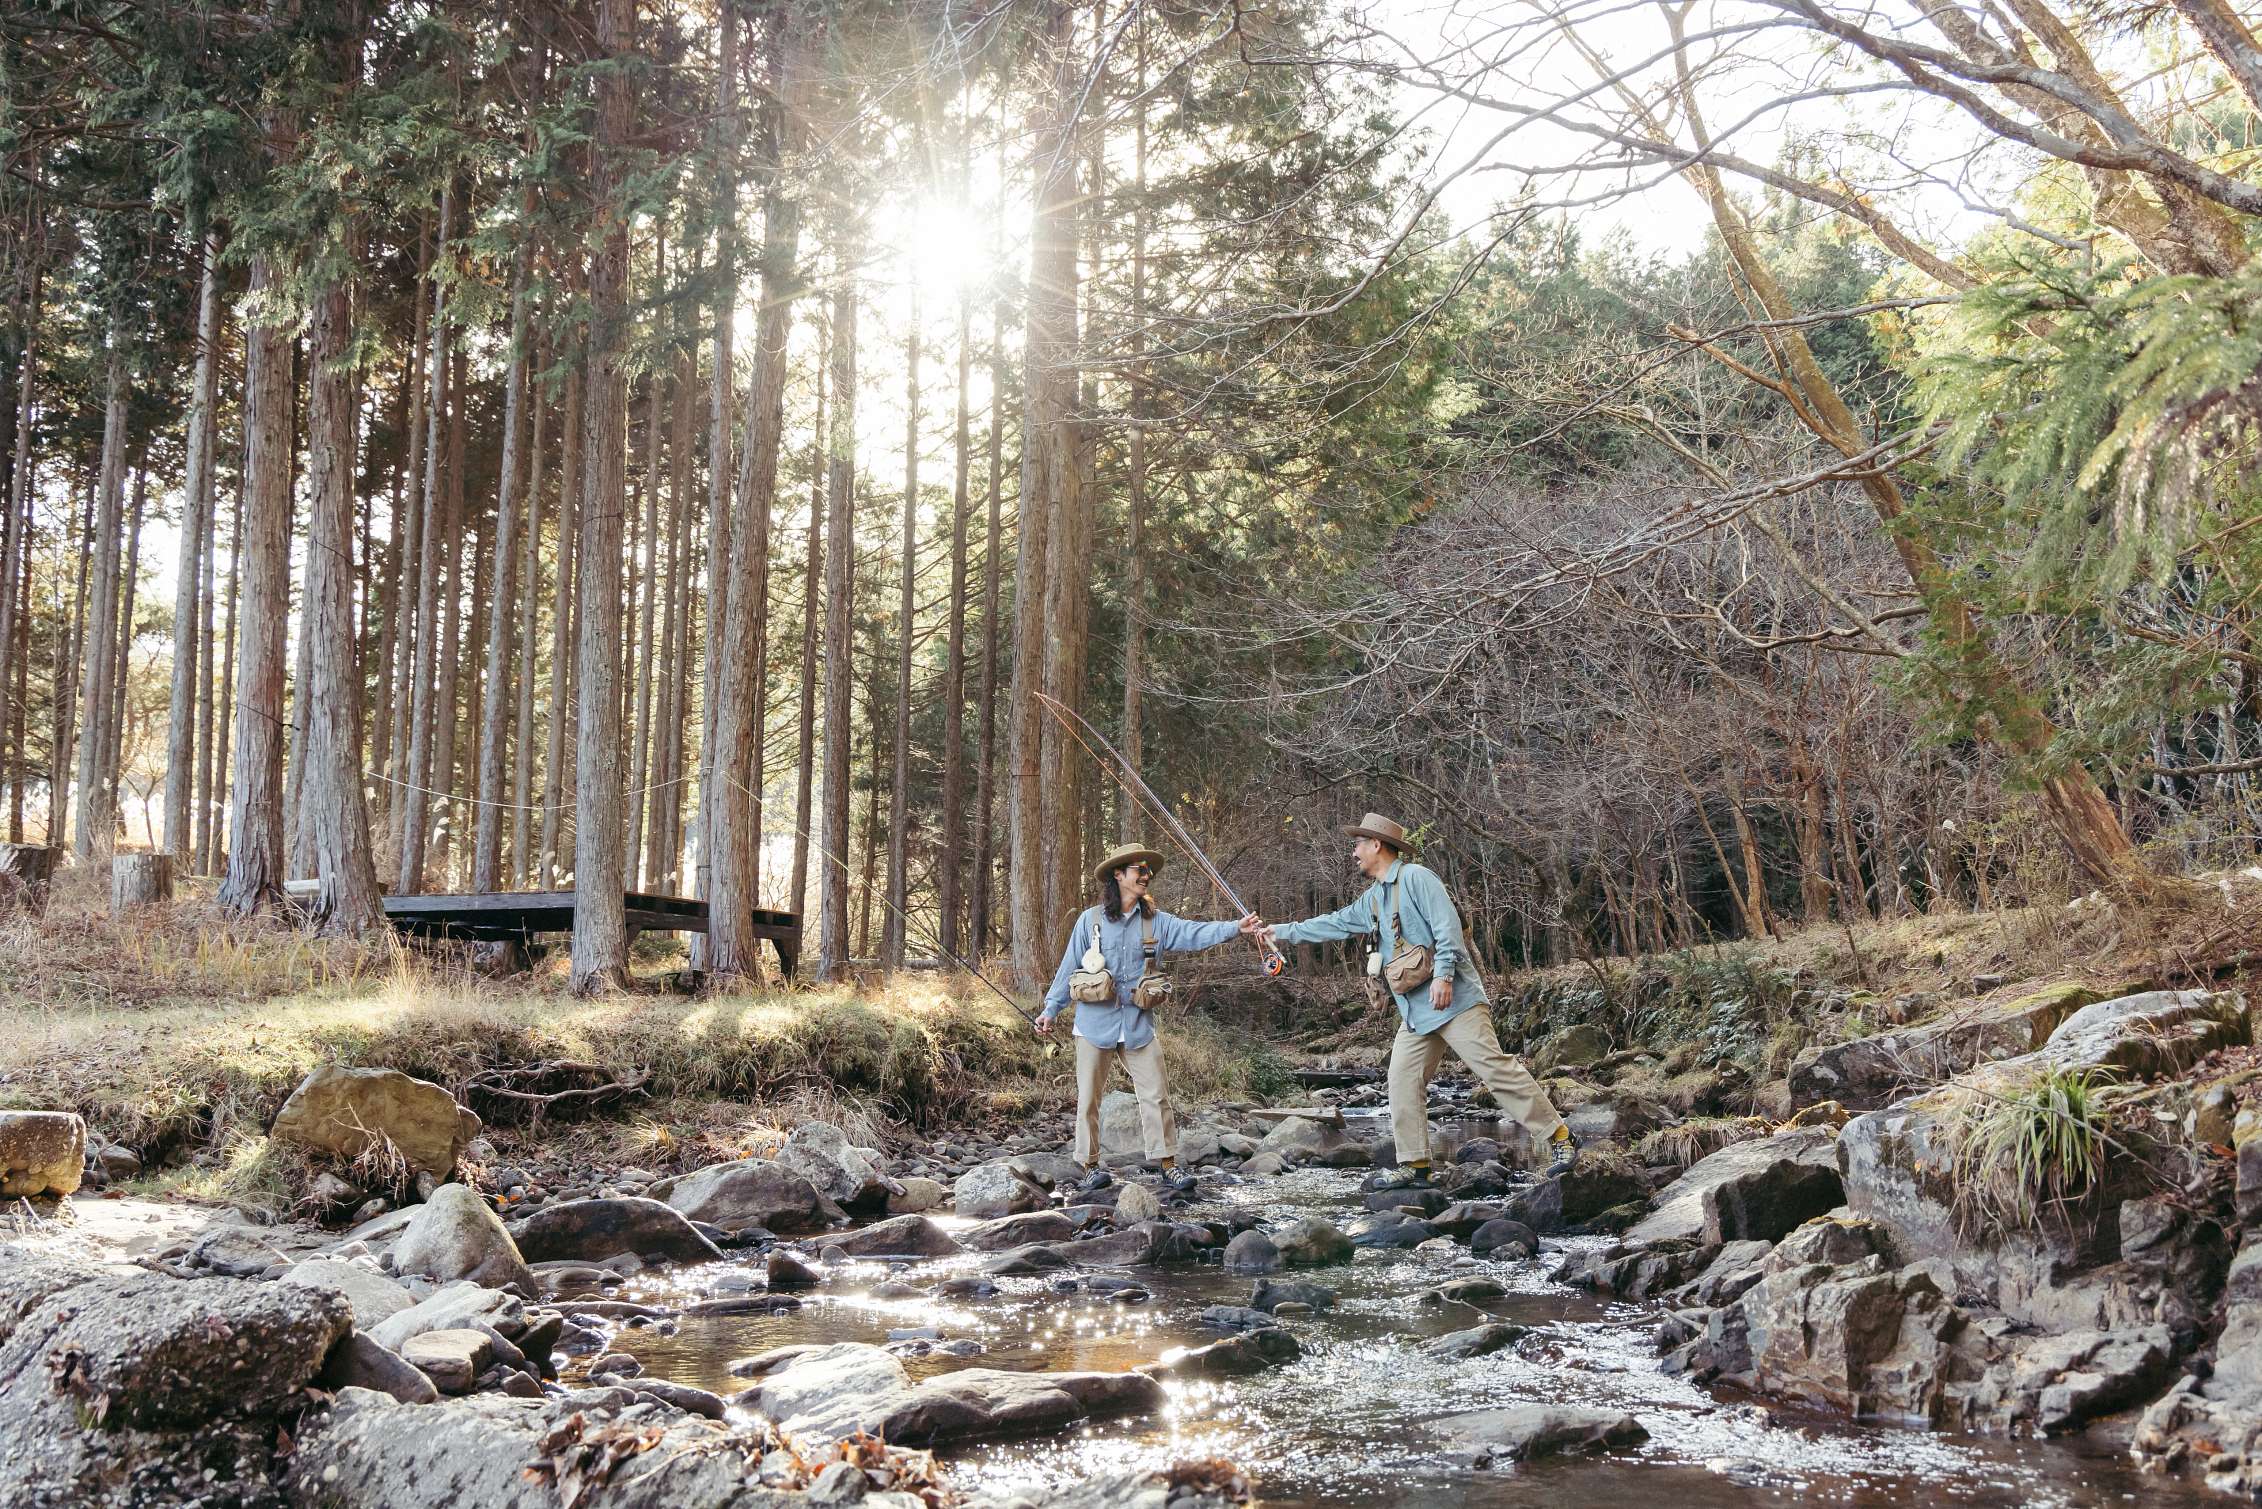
<box><xmin>1124</xmin><ymin>865</ymin><xmax>1153</xmax><ymax>879</ymax></box>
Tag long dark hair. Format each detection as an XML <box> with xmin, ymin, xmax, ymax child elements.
<box><xmin>1101</xmin><ymin>871</ymin><xmax>1155</xmax><ymax>923</ymax></box>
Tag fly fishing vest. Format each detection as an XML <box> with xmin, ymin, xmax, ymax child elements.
<box><xmin>1066</xmin><ymin>913</ymin><xmax>1174</xmax><ymax>1009</ymax></box>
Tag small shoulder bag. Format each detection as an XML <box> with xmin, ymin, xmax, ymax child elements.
<box><xmin>1381</xmin><ymin>878</ymin><xmax>1434</xmax><ymax>996</ymax></box>
<box><xmin>1131</xmin><ymin>912</ymin><xmax>1174</xmax><ymax>1010</ymax></box>
<box><xmin>1068</xmin><ymin>921</ymin><xmax>1116</xmax><ymax>1004</ymax></box>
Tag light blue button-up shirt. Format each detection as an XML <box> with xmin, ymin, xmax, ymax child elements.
<box><xmin>1039</xmin><ymin>904</ymin><xmax>1242</xmax><ymax>1049</ymax></box>
<box><xmin>1272</xmin><ymin>859</ymin><xmax>1488</xmax><ymax>1035</ymax></box>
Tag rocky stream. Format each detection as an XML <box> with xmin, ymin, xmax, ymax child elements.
<box><xmin>5</xmin><ymin>982</ymin><xmax>2262</xmax><ymax>1507</ymax></box>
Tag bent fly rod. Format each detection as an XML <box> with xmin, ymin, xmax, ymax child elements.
<box><xmin>1034</xmin><ymin>692</ymin><xmax>1289</xmax><ymax>978</ymax></box>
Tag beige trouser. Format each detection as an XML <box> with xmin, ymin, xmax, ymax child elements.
<box><xmin>1073</xmin><ymin>1035</ymin><xmax>1178</xmax><ymax>1165</ymax></box>
<box><xmin>1389</xmin><ymin>1006</ymin><xmax>1564</xmax><ymax>1164</ymax></box>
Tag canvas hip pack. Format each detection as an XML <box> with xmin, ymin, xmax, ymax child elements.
<box><xmin>1369</xmin><ymin>880</ymin><xmax>1434</xmax><ymax>998</ymax></box>
<box><xmin>1131</xmin><ymin>912</ymin><xmax>1173</xmax><ymax>1010</ymax></box>
<box><xmin>1068</xmin><ymin>914</ymin><xmax>1175</xmax><ymax>1008</ymax></box>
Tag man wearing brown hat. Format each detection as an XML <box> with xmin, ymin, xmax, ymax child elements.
<box><xmin>1039</xmin><ymin>843</ymin><xmax>1265</xmax><ymax>1186</ymax></box>
<box><xmin>1264</xmin><ymin>813</ymin><xmax>1578</xmax><ymax>1185</ymax></box>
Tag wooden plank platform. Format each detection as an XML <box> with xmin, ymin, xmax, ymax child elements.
<box><xmin>380</xmin><ymin>890</ymin><xmax>801</xmax><ymax>977</ymax></box>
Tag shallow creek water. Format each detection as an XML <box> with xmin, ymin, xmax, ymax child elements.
<box><xmin>606</xmin><ymin>1144</ymin><xmax>2216</xmax><ymax>1509</ymax></box>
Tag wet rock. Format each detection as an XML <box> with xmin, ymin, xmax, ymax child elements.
<box><xmin>1469</xmin><ymin>1218</ymin><xmax>1537</xmax><ymax>1258</ymax></box>
<box><xmin>1435</xmin><ymin>1404</ymin><xmax>1648</xmax><ymax>1463</ymax></box>
<box><xmin>0</xmin><ymin>1111</ymin><xmax>84</xmax><ymax>1197</ymax></box>
<box><xmin>1249</xmin><ymin>1278</ymin><xmax>1335</xmax><ymax>1313</ymax></box>
<box><xmin>269</xmin><ymin>1064</ymin><xmax>480</xmax><ymax>1176</ymax></box>
<box><xmin>963</xmin><ymin>1211</ymin><xmax>1078</xmax><ymax>1252</ymax></box>
<box><xmin>1518</xmin><ymin>1146</ymin><xmax>1646</xmax><ymax>1233</ymax></box>
<box><xmin>368</xmin><ymin>1280</ymin><xmax>526</xmax><ymax>1353</ymax></box>
<box><xmin>1421</xmin><ymin>1277</ymin><xmax>1507</xmax><ymax>1305</ymax></box>
<box><xmin>1140</xmin><ymin>1328</ymin><xmax>1301</xmax><ymax>1377</ymax></box>
<box><xmin>1427</xmin><ymin>1201</ymin><xmax>1501</xmax><ymax>1240</ymax></box>
<box><xmin>1313</xmin><ymin>1143</ymin><xmax>1381</xmax><ymax>1169</ymax></box>
<box><xmin>395</xmin><ymin>1182</ymin><xmax>537</xmax><ymax>1291</ymax></box>
<box><xmin>397</xmin><ymin>1327</ymin><xmax>493</xmax><ymax>1394</ymax></box>
<box><xmin>1424</xmin><ymin>1323</ymin><xmax>1526</xmax><ymax>1360</ymax></box>
<box><xmin>509</xmin><ymin>1197</ymin><xmax>723</xmax><ymax>1266</ymax></box>
<box><xmin>632</xmin><ymin>1379</ymin><xmax>728</xmax><ymax>1419</ymax></box>
<box><xmin>1554</xmin><ymin>1239</ymin><xmax>1720</xmax><ymax>1301</ymax></box>
<box><xmin>780</xmin><ymin>1122</ymin><xmax>890</xmax><ymax>1210</ymax></box>
<box><xmin>1625</xmin><ymin>1127</ymin><xmax>1841</xmax><ymax>1246</ymax></box>
<box><xmin>1222</xmin><ymin>1230</ymin><xmax>1280</xmax><ymax>1275</ymax></box>
<box><xmin>1348</xmin><ymin>1214</ymin><xmax>1436</xmax><ymax>1249</ymax></box>
<box><xmin>1065</xmin><ymin>1228</ymin><xmax>1153</xmax><ymax>1267</ymax></box>
<box><xmin>827</xmin><ymin>1215</ymin><xmax>963</xmax><ymax>1259</ymax></box>
<box><xmin>888</xmin><ymin>1177</ymin><xmax>948</xmax><ymax>1214</ymax></box>
<box><xmin>751</xmin><ymin>1341</ymin><xmax>1166</xmax><ymax>1447</ymax></box>
<box><xmin>956</xmin><ymin>1159</ymin><xmax>1048</xmax><ymax>1220</ymax></box>
<box><xmin>1273</xmin><ymin>1216</ymin><xmax>1353</xmax><ymax>1267</ymax></box>
<box><xmin>318</xmin><ymin>1331</ymin><xmax>440</xmax><ymax>1405</ymax></box>
<box><xmin>1663</xmin><ymin>1238</ymin><xmax>1776</xmax><ymax>1307</ymax></box>
<box><xmin>588</xmin><ymin>1351</ymin><xmax>642</xmax><ymax>1378</ymax></box>
<box><xmin>1242</xmin><ymin>1152</ymin><xmax>1288</xmax><ymax>1177</ymax></box>
<box><xmin>656</xmin><ymin>1158</ymin><xmax>826</xmax><ymax>1234</ymax></box>
<box><xmin>280</xmin><ymin>1257</ymin><xmax>417</xmax><ymax>1328</ymax></box>
<box><xmin>986</xmin><ymin>1243</ymin><xmax>1072</xmax><ymax>1276</ymax></box>
<box><xmin>1197</xmin><ymin>1304</ymin><xmax>1281</xmax><ymax>1332</ymax></box>
<box><xmin>768</xmin><ymin>1250</ymin><xmax>822</xmax><ymax>1289</ymax></box>
<box><xmin>1362</xmin><ymin>1186</ymin><xmax>1448</xmax><ymax>1217</ymax></box>
<box><xmin>1789</xmin><ymin>983</ymin><xmax>2103</xmax><ymax>1111</ymax></box>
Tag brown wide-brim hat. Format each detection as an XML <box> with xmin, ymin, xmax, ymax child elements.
<box><xmin>1344</xmin><ymin>812</ymin><xmax>1415</xmax><ymax>853</ymax></box>
<box><xmin>1093</xmin><ymin>843</ymin><xmax>1166</xmax><ymax>886</ymax></box>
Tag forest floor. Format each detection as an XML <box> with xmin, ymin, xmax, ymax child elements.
<box><xmin>7</xmin><ymin>862</ymin><xmax>2261</xmax><ymax>1220</ymax></box>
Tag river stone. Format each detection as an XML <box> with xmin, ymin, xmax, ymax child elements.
<box><xmin>188</xmin><ymin>1223</ymin><xmax>293</xmax><ymax>1277</ymax></box>
<box><xmin>397</xmin><ymin>1327</ymin><xmax>494</xmax><ymax>1394</ymax></box>
<box><xmin>1012</xmin><ymin>1152</ymin><xmax>1092</xmax><ymax>1189</ymax></box>
<box><xmin>1273</xmin><ymin>1216</ymin><xmax>1353</xmax><ymax>1267</ymax></box>
<box><xmin>962</xmin><ymin>1210</ymin><xmax>1078</xmax><ymax>1252</ymax></box>
<box><xmin>1788</xmin><ymin>982</ymin><xmax>2104</xmax><ymax>1111</ymax></box>
<box><xmin>1424</xmin><ymin>1323</ymin><xmax>1528</xmax><ymax>1360</ymax></box>
<box><xmin>1350</xmin><ymin>1215</ymin><xmax>1436</xmax><ymax>1249</ymax></box>
<box><xmin>318</xmin><ymin>1331</ymin><xmax>441</xmax><ymax>1405</ymax></box>
<box><xmin>1115</xmin><ymin>1182</ymin><xmax>1164</xmax><ymax>1224</ymax></box>
<box><xmin>1531</xmin><ymin>1023</ymin><xmax>1610</xmax><ymax>1074</ymax></box>
<box><xmin>509</xmin><ymin>1196</ymin><xmax>723</xmax><ymax>1265</ymax></box>
<box><xmin>780</xmin><ymin>1123</ymin><xmax>888</xmax><ymax>1209</ymax></box>
<box><xmin>1257</xmin><ymin>1115</ymin><xmax>1347</xmax><ymax>1157</ymax></box>
<box><xmin>1067</xmin><ymin>1227</ymin><xmax>1157</xmax><ymax>1267</ymax></box>
<box><xmin>1363</xmin><ymin>1186</ymin><xmax>1449</xmax><ymax>1217</ymax></box>
<box><xmin>1249</xmin><ymin>1278</ymin><xmax>1335</xmax><ymax>1313</ymax></box>
<box><xmin>1098</xmin><ymin>1092</ymin><xmax>1146</xmax><ymax>1161</ymax></box>
<box><xmin>368</xmin><ymin>1280</ymin><xmax>526</xmax><ymax>1352</ymax></box>
<box><xmin>660</xmin><ymin>1158</ymin><xmax>826</xmax><ymax>1233</ymax></box>
<box><xmin>751</xmin><ymin>1340</ymin><xmax>1165</xmax><ymax>1447</ymax></box>
<box><xmin>1470</xmin><ymin>1218</ymin><xmax>1538</xmax><ymax>1258</ymax></box>
<box><xmin>986</xmin><ymin>1243</ymin><xmax>1072</xmax><ymax>1276</ymax></box>
<box><xmin>1242</xmin><ymin>1151</ymin><xmax>1288</xmax><ymax>1177</ymax></box>
<box><xmin>0</xmin><ymin>1111</ymin><xmax>84</xmax><ymax>1197</ymax></box>
<box><xmin>280</xmin><ymin>1257</ymin><xmax>417</xmax><ymax>1327</ymax></box>
<box><xmin>888</xmin><ymin>1177</ymin><xmax>949</xmax><ymax>1214</ymax></box>
<box><xmin>767</xmin><ymin>1250</ymin><xmax>822</xmax><ymax>1289</ymax></box>
<box><xmin>1141</xmin><ymin>1328</ymin><xmax>1301</xmax><ymax>1377</ymax></box>
<box><xmin>1223</xmin><ymin>1230</ymin><xmax>1281</xmax><ymax>1274</ymax></box>
<box><xmin>956</xmin><ymin>1159</ymin><xmax>1047</xmax><ymax>1220</ymax></box>
<box><xmin>828</xmin><ymin>1215</ymin><xmax>963</xmax><ymax>1259</ymax></box>
<box><xmin>394</xmin><ymin>1183</ymin><xmax>535</xmax><ymax>1291</ymax></box>
<box><xmin>1626</xmin><ymin>1127</ymin><xmax>1841</xmax><ymax>1246</ymax></box>
<box><xmin>269</xmin><ymin>1065</ymin><xmax>480</xmax><ymax>1176</ymax></box>
<box><xmin>1435</xmin><ymin>1404</ymin><xmax>1648</xmax><ymax>1462</ymax></box>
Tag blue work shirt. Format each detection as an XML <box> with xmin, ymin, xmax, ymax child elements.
<box><xmin>1039</xmin><ymin>904</ymin><xmax>1242</xmax><ymax>1049</ymax></box>
<box><xmin>1272</xmin><ymin>859</ymin><xmax>1489</xmax><ymax>1035</ymax></box>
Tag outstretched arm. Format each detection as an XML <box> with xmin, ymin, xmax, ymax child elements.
<box><xmin>1154</xmin><ymin>912</ymin><xmax>1246</xmax><ymax>953</ymax></box>
<box><xmin>1271</xmin><ymin>892</ymin><xmax>1376</xmax><ymax>947</ymax></box>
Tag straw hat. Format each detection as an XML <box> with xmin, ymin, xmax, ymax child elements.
<box><xmin>1093</xmin><ymin>843</ymin><xmax>1166</xmax><ymax>885</ymax></box>
<box><xmin>1343</xmin><ymin>812</ymin><xmax>1415</xmax><ymax>853</ymax></box>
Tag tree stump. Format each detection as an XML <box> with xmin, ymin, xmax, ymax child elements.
<box><xmin>112</xmin><ymin>853</ymin><xmax>174</xmax><ymax>913</ymax></box>
<box><xmin>0</xmin><ymin>844</ymin><xmax>57</xmax><ymax>916</ymax></box>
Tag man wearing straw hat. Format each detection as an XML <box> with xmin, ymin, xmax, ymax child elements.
<box><xmin>1039</xmin><ymin>842</ymin><xmax>1265</xmax><ymax>1188</ymax></box>
<box><xmin>1264</xmin><ymin>813</ymin><xmax>1579</xmax><ymax>1186</ymax></box>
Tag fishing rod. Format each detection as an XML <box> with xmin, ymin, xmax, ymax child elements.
<box><xmin>723</xmin><ymin>775</ymin><xmax>1056</xmax><ymax>1051</ymax></box>
<box><xmin>1034</xmin><ymin>692</ymin><xmax>1289</xmax><ymax>979</ymax></box>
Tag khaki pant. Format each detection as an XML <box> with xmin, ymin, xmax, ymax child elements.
<box><xmin>1389</xmin><ymin>1007</ymin><xmax>1563</xmax><ymax>1164</ymax></box>
<box><xmin>1073</xmin><ymin>1035</ymin><xmax>1177</xmax><ymax>1165</ymax></box>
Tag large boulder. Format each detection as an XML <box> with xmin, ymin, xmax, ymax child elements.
<box><xmin>961</xmin><ymin>1211</ymin><xmax>1078</xmax><ymax>1253</ymax></box>
<box><xmin>955</xmin><ymin>1159</ymin><xmax>1047</xmax><ymax>1220</ymax></box>
<box><xmin>394</xmin><ymin>1183</ymin><xmax>535</xmax><ymax>1291</ymax></box>
<box><xmin>269</xmin><ymin>1065</ymin><xmax>480</xmax><ymax>1176</ymax></box>
<box><xmin>279</xmin><ymin>1257</ymin><xmax>417</xmax><ymax>1328</ymax></box>
<box><xmin>0</xmin><ymin>1111</ymin><xmax>84</xmax><ymax>1197</ymax></box>
<box><xmin>1519</xmin><ymin>1145</ymin><xmax>1647</xmax><ymax>1233</ymax></box>
<box><xmin>1256</xmin><ymin>1115</ymin><xmax>1348</xmax><ymax>1158</ymax></box>
<box><xmin>0</xmin><ymin>1259</ymin><xmax>351</xmax><ymax>1507</ymax></box>
<box><xmin>508</xmin><ymin>1197</ymin><xmax>722</xmax><ymax>1265</ymax></box>
<box><xmin>825</xmin><ymin>1215</ymin><xmax>963</xmax><ymax>1259</ymax></box>
<box><xmin>749</xmin><ymin>1341</ymin><xmax>1165</xmax><ymax>1447</ymax></box>
<box><xmin>657</xmin><ymin>1159</ymin><xmax>826</xmax><ymax>1234</ymax></box>
<box><xmin>1624</xmin><ymin>1127</ymin><xmax>1842</xmax><ymax>1246</ymax></box>
<box><xmin>1098</xmin><ymin>1091</ymin><xmax>1145</xmax><ymax>1162</ymax></box>
<box><xmin>1529</xmin><ymin>1023</ymin><xmax>1610</xmax><ymax>1075</ymax></box>
<box><xmin>776</xmin><ymin>1123</ymin><xmax>887</xmax><ymax>1209</ymax></box>
<box><xmin>1788</xmin><ymin>983</ymin><xmax>2103</xmax><ymax>1111</ymax></box>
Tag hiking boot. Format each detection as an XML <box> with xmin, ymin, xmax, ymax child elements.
<box><xmin>1547</xmin><ymin>1130</ymin><xmax>1582</xmax><ymax>1175</ymax></box>
<box><xmin>1374</xmin><ymin>1166</ymin><xmax>1433</xmax><ymax>1191</ymax></box>
<box><xmin>1164</xmin><ymin>1168</ymin><xmax>1198</xmax><ymax>1195</ymax></box>
<box><xmin>1076</xmin><ymin>1167</ymin><xmax>1113</xmax><ymax>1194</ymax></box>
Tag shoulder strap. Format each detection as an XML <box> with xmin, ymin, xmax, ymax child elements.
<box><xmin>1142</xmin><ymin>909</ymin><xmax>1158</xmax><ymax>962</ymax></box>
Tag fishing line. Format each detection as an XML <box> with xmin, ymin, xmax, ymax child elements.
<box><xmin>1034</xmin><ymin>692</ymin><xmax>1287</xmax><ymax>977</ymax></box>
